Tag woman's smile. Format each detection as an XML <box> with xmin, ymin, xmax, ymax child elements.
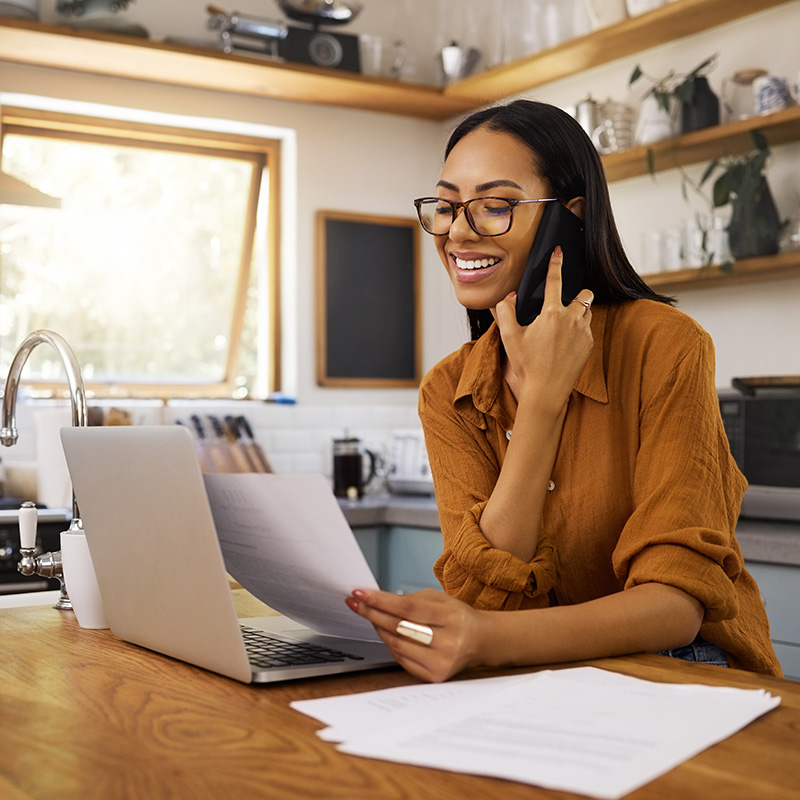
<box><xmin>450</xmin><ymin>251</ymin><xmax>503</xmax><ymax>282</ymax></box>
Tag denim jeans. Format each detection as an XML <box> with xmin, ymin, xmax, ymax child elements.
<box><xmin>658</xmin><ymin>635</ymin><xmax>730</xmax><ymax>668</ymax></box>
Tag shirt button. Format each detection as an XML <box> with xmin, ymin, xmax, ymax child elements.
<box><xmin>547</xmin><ymin>480</ymin><xmax>555</xmax><ymax>492</ymax></box>
<box><xmin>506</xmin><ymin>430</ymin><xmax>512</xmax><ymax>440</ymax></box>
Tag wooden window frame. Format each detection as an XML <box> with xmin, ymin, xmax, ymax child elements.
<box><xmin>0</xmin><ymin>106</ymin><xmax>282</xmax><ymax>398</ymax></box>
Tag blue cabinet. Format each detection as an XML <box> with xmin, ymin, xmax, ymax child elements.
<box><xmin>746</xmin><ymin>561</ymin><xmax>800</xmax><ymax>681</ymax></box>
<box><xmin>352</xmin><ymin>523</ymin><xmax>443</xmax><ymax>594</ymax></box>
<box><xmin>382</xmin><ymin>526</ymin><xmax>443</xmax><ymax>594</ymax></box>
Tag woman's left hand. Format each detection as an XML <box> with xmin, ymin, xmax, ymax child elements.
<box><xmin>345</xmin><ymin>588</ymin><xmax>485</xmax><ymax>682</ymax></box>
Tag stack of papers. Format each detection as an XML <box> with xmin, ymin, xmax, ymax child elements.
<box><xmin>292</xmin><ymin>666</ymin><xmax>780</xmax><ymax>799</ymax></box>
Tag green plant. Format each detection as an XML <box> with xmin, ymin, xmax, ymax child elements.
<box><xmin>699</xmin><ymin>130</ymin><xmax>782</xmax><ymax>260</ymax></box>
<box><xmin>629</xmin><ymin>54</ymin><xmax>718</xmax><ymax>113</ymax></box>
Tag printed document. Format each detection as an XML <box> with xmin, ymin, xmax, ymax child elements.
<box><xmin>204</xmin><ymin>472</ymin><xmax>380</xmax><ymax>641</ymax></box>
<box><xmin>292</xmin><ymin>666</ymin><xmax>780</xmax><ymax>799</ymax></box>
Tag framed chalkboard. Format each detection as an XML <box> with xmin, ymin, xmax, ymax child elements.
<box><xmin>316</xmin><ymin>210</ymin><xmax>421</xmax><ymax>387</ymax></box>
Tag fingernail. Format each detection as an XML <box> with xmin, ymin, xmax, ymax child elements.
<box><xmin>352</xmin><ymin>589</ymin><xmax>368</xmax><ymax>600</ymax></box>
<box><xmin>345</xmin><ymin>597</ymin><xmax>358</xmax><ymax>611</ymax></box>
<box><xmin>554</xmin><ymin>245</ymin><xmax>562</xmax><ymax>257</ymax></box>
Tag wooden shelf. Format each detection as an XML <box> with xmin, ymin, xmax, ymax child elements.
<box><xmin>443</xmin><ymin>0</ymin><xmax>794</xmax><ymax>105</ymax></box>
<box><xmin>0</xmin><ymin>0</ymin><xmax>795</xmax><ymax>120</ymax></box>
<box><xmin>602</xmin><ymin>105</ymin><xmax>800</xmax><ymax>182</ymax></box>
<box><xmin>1</xmin><ymin>1</ymin><xmax>796</xmax><ymax>295</ymax></box>
<box><xmin>0</xmin><ymin>17</ymin><xmax>474</xmax><ymax>121</ymax></box>
<box><xmin>642</xmin><ymin>250</ymin><xmax>800</xmax><ymax>292</ymax></box>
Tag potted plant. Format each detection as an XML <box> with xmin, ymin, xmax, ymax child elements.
<box><xmin>629</xmin><ymin>54</ymin><xmax>720</xmax><ymax>137</ymax></box>
<box><xmin>700</xmin><ymin>130</ymin><xmax>782</xmax><ymax>260</ymax></box>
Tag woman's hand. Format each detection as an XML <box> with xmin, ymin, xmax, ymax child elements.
<box><xmin>495</xmin><ymin>246</ymin><xmax>594</xmax><ymax>411</ymax></box>
<box><xmin>346</xmin><ymin>588</ymin><xmax>486</xmax><ymax>683</ymax></box>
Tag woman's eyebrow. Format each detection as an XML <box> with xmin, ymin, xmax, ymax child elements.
<box><xmin>476</xmin><ymin>179</ymin><xmax>524</xmax><ymax>192</ymax></box>
<box><xmin>436</xmin><ymin>179</ymin><xmax>524</xmax><ymax>192</ymax></box>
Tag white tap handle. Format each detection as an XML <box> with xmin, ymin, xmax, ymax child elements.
<box><xmin>19</xmin><ymin>502</ymin><xmax>38</xmax><ymax>550</ymax></box>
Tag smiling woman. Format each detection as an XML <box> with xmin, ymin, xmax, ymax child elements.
<box><xmin>0</xmin><ymin>105</ymin><xmax>281</xmax><ymax>398</ymax></box>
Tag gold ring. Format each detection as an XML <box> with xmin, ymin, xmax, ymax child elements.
<box><xmin>572</xmin><ymin>298</ymin><xmax>591</xmax><ymax>309</ymax></box>
<box><xmin>396</xmin><ymin>619</ymin><xmax>434</xmax><ymax>646</ymax></box>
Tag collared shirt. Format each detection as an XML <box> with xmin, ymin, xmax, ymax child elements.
<box><xmin>419</xmin><ymin>300</ymin><xmax>781</xmax><ymax>676</ymax></box>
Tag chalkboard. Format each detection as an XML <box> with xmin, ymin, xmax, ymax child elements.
<box><xmin>316</xmin><ymin>211</ymin><xmax>420</xmax><ymax>387</ymax></box>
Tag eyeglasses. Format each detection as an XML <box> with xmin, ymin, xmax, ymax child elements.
<box><xmin>413</xmin><ymin>196</ymin><xmax>557</xmax><ymax>237</ymax></box>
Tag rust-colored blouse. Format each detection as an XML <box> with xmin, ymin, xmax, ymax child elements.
<box><xmin>419</xmin><ymin>300</ymin><xmax>781</xmax><ymax>676</ymax></box>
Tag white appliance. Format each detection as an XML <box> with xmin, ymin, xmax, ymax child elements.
<box><xmin>386</xmin><ymin>429</ymin><xmax>434</xmax><ymax>496</ymax></box>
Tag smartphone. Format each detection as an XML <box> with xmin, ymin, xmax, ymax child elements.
<box><xmin>515</xmin><ymin>202</ymin><xmax>587</xmax><ymax>326</ymax></box>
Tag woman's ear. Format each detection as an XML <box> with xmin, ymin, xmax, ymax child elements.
<box><xmin>566</xmin><ymin>196</ymin><xmax>586</xmax><ymax>221</ymax></box>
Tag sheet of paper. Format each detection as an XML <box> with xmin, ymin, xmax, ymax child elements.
<box><xmin>292</xmin><ymin>673</ymin><xmax>531</xmax><ymax>742</ymax></box>
<box><xmin>203</xmin><ymin>472</ymin><xmax>380</xmax><ymax>641</ymax></box>
<box><xmin>293</xmin><ymin>666</ymin><xmax>780</xmax><ymax>799</ymax></box>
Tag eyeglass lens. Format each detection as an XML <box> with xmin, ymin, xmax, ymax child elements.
<box><xmin>417</xmin><ymin>198</ymin><xmax>514</xmax><ymax>236</ymax></box>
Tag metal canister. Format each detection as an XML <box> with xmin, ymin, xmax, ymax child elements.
<box><xmin>576</xmin><ymin>95</ymin><xmax>601</xmax><ymax>140</ymax></box>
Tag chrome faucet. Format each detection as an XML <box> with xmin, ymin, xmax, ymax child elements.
<box><xmin>1</xmin><ymin>330</ymin><xmax>88</xmax><ymax>609</ymax></box>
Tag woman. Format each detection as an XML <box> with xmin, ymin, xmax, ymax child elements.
<box><xmin>346</xmin><ymin>100</ymin><xmax>780</xmax><ymax>683</ymax></box>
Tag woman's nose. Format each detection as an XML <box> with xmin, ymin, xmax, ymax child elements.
<box><xmin>449</xmin><ymin>206</ymin><xmax>479</xmax><ymax>240</ymax></box>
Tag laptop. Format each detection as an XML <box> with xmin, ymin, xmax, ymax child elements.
<box><xmin>60</xmin><ymin>425</ymin><xmax>396</xmax><ymax>684</ymax></box>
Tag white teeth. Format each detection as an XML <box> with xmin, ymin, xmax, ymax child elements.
<box><xmin>454</xmin><ymin>256</ymin><xmax>500</xmax><ymax>270</ymax></box>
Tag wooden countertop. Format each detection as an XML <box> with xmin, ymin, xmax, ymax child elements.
<box><xmin>1</xmin><ymin>590</ymin><xmax>799</xmax><ymax>799</ymax></box>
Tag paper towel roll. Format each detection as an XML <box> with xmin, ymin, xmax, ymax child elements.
<box><xmin>35</xmin><ymin>408</ymin><xmax>73</xmax><ymax>509</ymax></box>
<box><xmin>61</xmin><ymin>529</ymin><xmax>108</xmax><ymax>629</ymax></box>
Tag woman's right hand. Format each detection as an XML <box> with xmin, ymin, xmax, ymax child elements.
<box><xmin>346</xmin><ymin>587</ymin><xmax>488</xmax><ymax>683</ymax></box>
<box><xmin>494</xmin><ymin>246</ymin><xmax>594</xmax><ymax>411</ymax></box>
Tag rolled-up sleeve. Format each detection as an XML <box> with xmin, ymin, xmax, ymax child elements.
<box><xmin>611</xmin><ymin>328</ymin><xmax>747</xmax><ymax>623</ymax></box>
<box><xmin>419</xmin><ymin>364</ymin><xmax>556</xmax><ymax>610</ymax></box>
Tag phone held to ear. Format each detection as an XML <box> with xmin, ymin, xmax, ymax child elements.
<box><xmin>515</xmin><ymin>202</ymin><xmax>587</xmax><ymax>326</ymax></box>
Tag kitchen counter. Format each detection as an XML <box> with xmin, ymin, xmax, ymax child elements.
<box><xmin>1</xmin><ymin>592</ymin><xmax>799</xmax><ymax>799</ymax></box>
<box><xmin>338</xmin><ymin>492</ymin><xmax>439</xmax><ymax>529</ymax></box>
<box><xmin>340</xmin><ymin>494</ymin><xmax>800</xmax><ymax>567</ymax></box>
<box><xmin>735</xmin><ymin>517</ymin><xmax>800</xmax><ymax>567</ymax></box>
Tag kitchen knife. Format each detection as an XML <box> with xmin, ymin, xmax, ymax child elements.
<box><xmin>236</xmin><ymin>415</ymin><xmax>273</xmax><ymax>473</ymax></box>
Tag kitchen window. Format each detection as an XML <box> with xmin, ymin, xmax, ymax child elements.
<box><xmin>0</xmin><ymin>105</ymin><xmax>281</xmax><ymax>399</ymax></box>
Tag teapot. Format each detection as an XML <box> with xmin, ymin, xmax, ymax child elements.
<box><xmin>332</xmin><ymin>436</ymin><xmax>377</xmax><ymax>500</ymax></box>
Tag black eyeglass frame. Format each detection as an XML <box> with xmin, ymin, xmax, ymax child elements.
<box><xmin>413</xmin><ymin>196</ymin><xmax>558</xmax><ymax>237</ymax></box>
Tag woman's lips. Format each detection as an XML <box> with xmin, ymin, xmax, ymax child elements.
<box><xmin>449</xmin><ymin>253</ymin><xmax>502</xmax><ymax>283</ymax></box>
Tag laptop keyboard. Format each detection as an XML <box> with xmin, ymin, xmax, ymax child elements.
<box><xmin>240</xmin><ymin>624</ymin><xmax>365</xmax><ymax>670</ymax></box>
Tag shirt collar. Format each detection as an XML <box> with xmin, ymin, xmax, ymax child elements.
<box><xmin>454</xmin><ymin>306</ymin><xmax>609</xmax><ymax>424</ymax></box>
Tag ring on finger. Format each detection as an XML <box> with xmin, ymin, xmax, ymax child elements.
<box><xmin>396</xmin><ymin>619</ymin><xmax>434</xmax><ymax>646</ymax></box>
<box><xmin>571</xmin><ymin>298</ymin><xmax>592</xmax><ymax>309</ymax></box>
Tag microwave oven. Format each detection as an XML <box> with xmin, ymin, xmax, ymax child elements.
<box><xmin>718</xmin><ymin>382</ymin><xmax>800</xmax><ymax>521</ymax></box>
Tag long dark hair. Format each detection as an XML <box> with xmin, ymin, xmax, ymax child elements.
<box><xmin>442</xmin><ymin>100</ymin><xmax>674</xmax><ymax>339</ymax></box>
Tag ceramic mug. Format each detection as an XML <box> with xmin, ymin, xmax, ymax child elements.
<box><xmin>753</xmin><ymin>75</ymin><xmax>794</xmax><ymax>115</ymax></box>
<box><xmin>61</xmin><ymin>529</ymin><xmax>108</xmax><ymax>629</ymax></box>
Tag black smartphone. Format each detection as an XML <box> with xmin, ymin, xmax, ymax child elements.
<box><xmin>515</xmin><ymin>202</ymin><xmax>587</xmax><ymax>326</ymax></box>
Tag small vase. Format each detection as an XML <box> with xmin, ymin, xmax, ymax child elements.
<box><xmin>727</xmin><ymin>177</ymin><xmax>781</xmax><ymax>260</ymax></box>
<box><xmin>635</xmin><ymin>94</ymin><xmax>676</xmax><ymax>145</ymax></box>
<box><xmin>681</xmin><ymin>76</ymin><xmax>720</xmax><ymax>134</ymax></box>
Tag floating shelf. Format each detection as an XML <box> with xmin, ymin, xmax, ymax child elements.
<box><xmin>0</xmin><ymin>17</ymin><xmax>472</xmax><ymax>120</ymax></box>
<box><xmin>642</xmin><ymin>250</ymin><xmax>800</xmax><ymax>292</ymax></box>
<box><xmin>1</xmin><ymin>2</ymin><xmax>797</xmax><ymax>294</ymax></box>
<box><xmin>602</xmin><ymin>105</ymin><xmax>800</xmax><ymax>183</ymax></box>
<box><xmin>442</xmin><ymin>0</ymin><xmax>794</xmax><ymax>105</ymax></box>
<box><xmin>0</xmin><ymin>0</ymin><xmax>795</xmax><ymax>120</ymax></box>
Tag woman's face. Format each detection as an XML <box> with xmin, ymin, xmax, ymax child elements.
<box><xmin>434</xmin><ymin>127</ymin><xmax>551</xmax><ymax>312</ymax></box>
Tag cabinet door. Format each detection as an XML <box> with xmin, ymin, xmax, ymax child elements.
<box><xmin>383</xmin><ymin>526</ymin><xmax>443</xmax><ymax>594</ymax></box>
<box><xmin>746</xmin><ymin>561</ymin><xmax>800</xmax><ymax>681</ymax></box>
<box><xmin>352</xmin><ymin>527</ymin><xmax>383</xmax><ymax>587</ymax></box>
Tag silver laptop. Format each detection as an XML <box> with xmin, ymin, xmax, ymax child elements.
<box><xmin>60</xmin><ymin>425</ymin><xmax>396</xmax><ymax>684</ymax></box>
